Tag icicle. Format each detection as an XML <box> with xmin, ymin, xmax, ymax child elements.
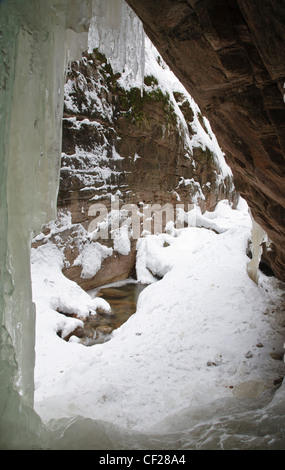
<box><xmin>88</xmin><ymin>0</ymin><xmax>145</xmax><ymax>88</ymax></box>
<box><xmin>0</xmin><ymin>0</ymin><xmax>93</xmax><ymax>449</ymax></box>
<box><xmin>247</xmin><ymin>216</ymin><xmax>266</xmax><ymax>284</ymax></box>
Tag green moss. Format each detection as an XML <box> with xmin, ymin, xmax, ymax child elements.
<box><xmin>145</xmin><ymin>88</ymin><xmax>168</xmax><ymax>103</ymax></box>
<box><xmin>118</xmin><ymin>83</ymin><xmax>177</xmax><ymax>125</ymax></box>
<box><xmin>93</xmin><ymin>48</ymin><xmax>107</xmax><ymax>64</ymax></box>
<box><xmin>167</xmin><ymin>103</ymin><xmax>178</xmax><ymax>126</ymax></box>
<box><xmin>75</xmin><ymin>50</ymin><xmax>177</xmax><ymax>125</ymax></box>
<box><xmin>90</xmin><ymin>48</ymin><xmax>121</xmax><ymax>92</ymax></box>
<box><xmin>118</xmin><ymin>87</ymin><xmax>144</xmax><ymax>121</ymax></box>
<box><xmin>144</xmin><ymin>75</ymin><xmax>159</xmax><ymax>87</ymax></box>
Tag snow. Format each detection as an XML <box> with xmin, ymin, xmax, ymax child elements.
<box><xmin>143</xmin><ymin>37</ymin><xmax>233</xmax><ymax>183</ymax></box>
<box><xmin>113</xmin><ymin>224</ymin><xmax>131</xmax><ymax>255</ymax></box>
<box><xmin>31</xmin><ymin>243</ymin><xmax>111</xmax><ymax>320</ymax></box>
<box><xmin>74</xmin><ymin>242</ymin><xmax>113</xmax><ymax>279</ymax></box>
<box><xmin>32</xmin><ymin>199</ymin><xmax>285</xmax><ymax>433</ymax></box>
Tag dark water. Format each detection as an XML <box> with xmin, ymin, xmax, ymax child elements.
<box><xmin>81</xmin><ymin>281</ymin><xmax>147</xmax><ymax>346</ymax></box>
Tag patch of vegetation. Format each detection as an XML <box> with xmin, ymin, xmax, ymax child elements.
<box><xmin>144</xmin><ymin>75</ymin><xmax>159</xmax><ymax>87</ymax></box>
<box><xmin>89</xmin><ymin>48</ymin><xmax>121</xmax><ymax>92</ymax></box>
<box><xmin>173</xmin><ymin>92</ymin><xmax>195</xmax><ymax>131</ymax></box>
<box><xmin>67</xmin><ymin>49</ymin><xmax>177</xmax><ymax>126</ymax></box>
<box><xmin>93</xmin><ymin>48</ymin><xmax>108</xmax><ymax>64</ymax></box>
<box><xmin>118</xmin><ymin>82</ymin><xmax>177</xmax><ymax>125</ymax></box>
<box><xmin>118</xmin><ymin>87</ymin><xmax>143</xmax><ymax>121</ymax></box>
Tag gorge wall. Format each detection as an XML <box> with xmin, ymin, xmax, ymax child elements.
<box><xmin>125</xmin><ymin>0</ymin><xmax>285</xmax><ymax>281</ymax></box>
<box><xmin>33</xmin><ymin>39</ymin><xmax>238</xmax><ymax>290</ymax></box>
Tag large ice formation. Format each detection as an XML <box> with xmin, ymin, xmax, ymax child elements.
<box><xmin>0</xmin><ymin>0</ymin><xmax>93</xmax><ymax>449</ymax></box>
<box><xmin>88</xmin><ymin>0</ymin><xmax>145</xmax><ymax>87</ymax></box>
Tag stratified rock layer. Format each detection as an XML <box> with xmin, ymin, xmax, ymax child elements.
<box><xmin>125</xmin><ymin>0</ymin><xmax>285</xmax><ymax>281</ymax></box>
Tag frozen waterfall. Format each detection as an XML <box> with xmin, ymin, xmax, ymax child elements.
<box><xmin>88</xmin><ymin>0</ymin><xmax>145</xmax><ymax>87</ymax></box>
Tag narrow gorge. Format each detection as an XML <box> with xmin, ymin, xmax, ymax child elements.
<box><xmin>32</xmin><ymin>38</ymin><xmax>238</xmax><ymax>292</ymax></box>
<box><xmin>0</xmin><ymin>0</ymin><xmax>284</xmax><ymax>451</ymax></box>
<box><xmin>125</xmin><ymin>0</ymin><xmax>285</xmax><ymax>282</ymax></box>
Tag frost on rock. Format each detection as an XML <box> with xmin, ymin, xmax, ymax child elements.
<box><xmin>143</xmin><ymin>36</ymin><xmax>233</xmax><ymax>182</ymax></box>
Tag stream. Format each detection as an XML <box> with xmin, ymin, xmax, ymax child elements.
<box><xmin>81</xmin><ymin>280</ymin><xmax>147</xmax><ymax>346</ymax></box>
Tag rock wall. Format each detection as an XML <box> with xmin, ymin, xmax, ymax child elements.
<box><xmin>33</xmin><ymin>43</ymin><xmax>238</xmax><ymax>290</ymax></box>
<box><xmin>124</xmin><ymin>0</ymin><xmax>285</xmax><ymax>281</ymax></box>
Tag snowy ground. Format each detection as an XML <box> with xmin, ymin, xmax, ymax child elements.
<box><xmin>32</xmin><ymin>199</ymin><xmax>285</xmax><ymax>434</ymax></box>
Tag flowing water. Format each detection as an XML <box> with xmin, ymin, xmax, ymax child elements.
<box><xmin>81</xmin><ymin>280</ymin><xmax>147</xmax><ymax>345</ymax></box>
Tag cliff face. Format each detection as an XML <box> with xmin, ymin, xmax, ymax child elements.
<box><xmin>33</xmin><ymin>41</ymin><xmax>238</xmax><ymax>290</ymax></box>
<box><xmin>125</xmin><ymin>0</ymin><xmax>285</xmax><ymax>281</ymax></box>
